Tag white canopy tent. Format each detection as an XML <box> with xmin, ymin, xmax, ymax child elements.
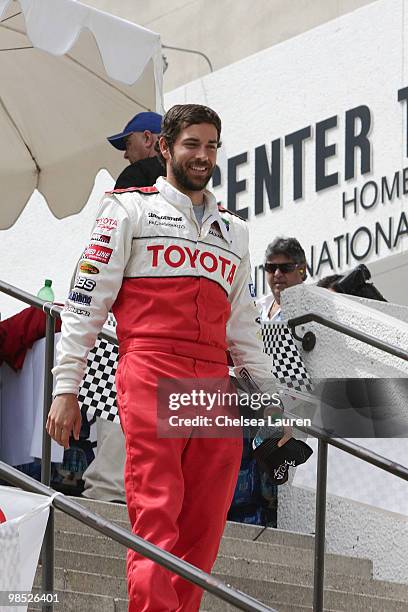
<box><xmin>0</xmin><ymin>0</ymin><xmax>163</xmax><ymax>229</ymax></box>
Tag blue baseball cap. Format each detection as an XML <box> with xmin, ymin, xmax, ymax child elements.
<box><xmin>107</xmin><ymin>112</ymin><xmax>162</xmax><ymax>150</ymax></box>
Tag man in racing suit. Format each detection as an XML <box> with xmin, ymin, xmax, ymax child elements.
<box><xmin>47</xmin><ymin>104</ymin><xmax>289</xmax><ymax>612</ymax></box>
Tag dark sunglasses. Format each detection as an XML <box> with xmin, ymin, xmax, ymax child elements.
<box><xmin>264</xmin><ymin>262</ymin><xmax>301</xmax><ymax>274</ymax></box>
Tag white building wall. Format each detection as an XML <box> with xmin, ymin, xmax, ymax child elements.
<box><xmin>164</xmin><ymin>0</ymin><xmax>408</xmax><ymax>306</ymax></box>
<box><xmin>281</xmin><ymin>285</ymin><xmax>408</xmax><ymax>378</ymax></box>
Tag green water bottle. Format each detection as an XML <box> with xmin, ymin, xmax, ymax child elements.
<box><xmin>37</xmin><ymin>279</ymin><xmax>55</xmax><ymax>302</ymax></box>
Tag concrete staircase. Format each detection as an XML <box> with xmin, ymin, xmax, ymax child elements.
<box><xmin>31</xmin><ymin>497</ymin><xmax>408</xmax><ymax>611</ymax></box>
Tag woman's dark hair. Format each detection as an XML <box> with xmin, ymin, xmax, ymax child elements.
<box><xmin>156</xmin><ymin>104</ymin><xmax>222</xmax><ymax>164</ymax></box>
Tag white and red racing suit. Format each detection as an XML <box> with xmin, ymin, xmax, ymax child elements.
<box><xmin>53</xmin><ymin>176</ymin><xmax>277</xmax><ymax>612</ymax></box>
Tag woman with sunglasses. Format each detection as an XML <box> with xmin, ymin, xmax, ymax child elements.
<box><xmin>257</xmin><ymin>237</ymin><xmax>307</xmax><ymax>321</ymax></box>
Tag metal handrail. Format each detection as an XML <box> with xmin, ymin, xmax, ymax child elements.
<box><xmin>286</xmin><ymin>310</ymin><xmax>408</xmax><ymax>610</ymax></box>
<box><xmin>277</xmin><ymin>405</ymin><xmax>408</xmax><ymax>611</ymax></box>
<box><xmin>0</xmin><ymin>461</ymin><xmax>275</xmax><ymax>612</ymax></box>
<box><xmin>288</xmin><ymin>312</ymin><xmax>408</xmax><ymax>362</ymax></box>
<box><xmin>1</xmin><ymin>278</ymin><xmax>408</xmax><ymax>612</ymax></box>
<box><xmin>282</xmin><ymin>409</ymin><xmax>408</xmax><ymax>481</ymax></box>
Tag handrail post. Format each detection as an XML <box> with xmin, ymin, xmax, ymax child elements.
<box><xmin>41</xmin><ymin>311</ymin><xmax>55</xmax><ymax>611</ymax></box>
<box><xmin>41</xmin><ymin>311</ymin><xmax>55</xmax><ymax>485</ymax></box>
<box><xmin>313</xmin><ymin>439</ymin><xmax>328</xmax><ymax>612</ymax></box>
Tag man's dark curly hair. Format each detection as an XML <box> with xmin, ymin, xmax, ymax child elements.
<box><xmin>156</xmin><ymin>104</ymin><xmax>222</xmax><ymax>165</ymax></box>
<box><xmin>265</xmin><ymin>237</ymin><xmax>308</xmax><ymax>281</ymax></box>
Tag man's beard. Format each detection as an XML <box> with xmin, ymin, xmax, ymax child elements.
<box><xmin>170</xmin><ymin>157</ymin><xmax>214</xmax><ymax>191</ymax></box>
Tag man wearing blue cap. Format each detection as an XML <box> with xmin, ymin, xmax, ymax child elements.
<box><xmin>81</xmin><ymin>111</ymin><xmax>165</xmax><ymax>503</ymax></box>
<box><xmin>107</xmin><ymin>111</ymin><xmax>164</xmax><ymax>189</ymax></box>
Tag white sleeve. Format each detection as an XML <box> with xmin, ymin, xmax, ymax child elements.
<box><xmin>227</xmin><ymin>227</ymin><xmax>279</xmax><ymax>395</ymax></box>
<box><xmin>52</xmin><ymin>194</ymin><xmax>135</xmax><ymax>396</ymax></box>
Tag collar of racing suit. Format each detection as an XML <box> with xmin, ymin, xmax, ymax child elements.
<box><xmin>154</xmin><ymin>176</ymin><xmax>231</xmax><ymax>245</ymax></box>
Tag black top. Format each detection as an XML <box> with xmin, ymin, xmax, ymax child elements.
<box><xmin>114</xmin><ymin>156</ymin><xmax>164</xmax><ymax>189</ymax></box>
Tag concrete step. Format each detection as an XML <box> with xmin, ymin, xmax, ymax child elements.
<box><xmin>54</xmin><ymin>528</ymin><xmax>372</xmax><ymax>579</ymax></box>
<box><xmin>46</xmin><ymin>541</ymin><xmax>408</xmax><ymax>605</ymax></box>
<box><xmin>56</xmin><ymin>529</ymin><xmax>127</xmax><ymax>559</ymax></box>
<box><xmin>55</xmin><ymin>511</ymin><xmax>130</xmax><ymax>536</ymax></box>
<box><xmin>28</xmin><ymin>601</ymin><xmax>342</xmax><ymax>612</ymax></box>
<box><xmin>201</xmin><ymin>601</ymin><xmax>341</xmax><ymax>612</ymax></box>
<box><xmin>54</xmin><ymin>547</ymin><xmax>126</xmax><ymax>576</ymax></box>
<box><xmin>215</xmin><ymin>556</ymin><xmax>408</xmax><ymax>603</ymax></box>
<box><xmin>34</xmin><ymin>566</ymin><xmax>128</xmax><ymax>599</ymax></box>
<box><xmin>57</xmin><ymin>501</ymin><xmax>315</xmax><ymax>550</ymax></box>
<box><xmin>50</xmin><ymin>546</ymin><xmax>408</xmax><ymax>605</ymax></box>
<box><xmin>218</xmin><ymin>537</ymin><xmax>372</xmax><ymax>579</ymax></box>
<box><xmin>223</xmin><ymin>523</ymin><xmax>315</xmax><ymax>550</ymax></box>
<box><xmin>28</xmin><ymin>602</ymin><xmax>340</xmax><ymax>612</ymax></box>
<box><xmin>203</xmin><ymin>576</ymin><xmax>408</xmax><ymax>611</ymax></box>
<box><xmin>69</xmin><ymin>496</ymin><xmax>128</xmax><ymax>521</ymax></box>
<box><xmin>50</xmin><ymin>498</ymin><xmax>408</xmax><ymax>611</ymax></box>
<box><xmin>112</xmin><ymin>600</ymin><xmax>341</xmax><ymax>612</ymax></box>
<box><xmin>33</xmin><ymin>566</ymin><xmax>408</xmax><ymax>612</ymax></box>
<box><xmin>56</xmin><ymin>499</ymin><xmax>408</xmax><ymax>611</ymax></box>
<box><xmin>30</xmin><ymin>587</ymin><xmax>119</xmax><ymax>611</ymax></box>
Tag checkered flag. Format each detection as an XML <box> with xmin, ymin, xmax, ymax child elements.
<box><xmin>78</xmin><ymin>319</ymin><xmax>120</xmax><ymax>424</ymax></box>
<box><xmin>261</xmin><ymin>321</ymin><xmax>313</xmax><ymax>392</ymax></box>
<box><xmin>79</xmin><ymin>319</ymin><xmax>312</xmax><ymax>424</ymax></box>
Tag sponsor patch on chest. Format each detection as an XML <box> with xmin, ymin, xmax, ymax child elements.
<box><xmin>146</xmin><ymin>243</ymin><xmax>237</xmax><ymax>286</ymax></box>
<box><xmin>147</xmin><ymin>211</ymin><xmax>185</xmax><ymax>229</ymax></box>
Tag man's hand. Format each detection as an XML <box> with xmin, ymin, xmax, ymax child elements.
<box><xmin>264</xmin><ymin>405</ymin><xmax>293</xmax><ymax>447</ymax></box>
<box><xmin>46</xmin><ymin>394</ymin><xmax>81</xmax><ymax>449</ymax></box>
<box><xmin>277</xmin><ymin>424</ymin><xmax>293</xmax><ymax>447</ymax></box>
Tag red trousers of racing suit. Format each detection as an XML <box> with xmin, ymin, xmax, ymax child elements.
<box><xmin>116</xmin><ymin>338</ymin><xmax>242</xmax><ymax>612</ymax></box>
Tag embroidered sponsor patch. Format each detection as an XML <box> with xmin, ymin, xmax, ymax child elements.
<box><xmin>65</xmin><ymin>304</ymin><xmax>90</xmax><ymax>317</ymax></box>
<box><xmin>95</xmin><ymin>217</ymin><xmax>118</xmax><ymax>232</ymax></box>
<box><xmin>148</xmin><ymin>212</ymin><xmax>183</xmax><ymax>222</ymax></box>
<box><xmin>146</xmin><ymin>244</ymin><xmax>237</xmax><ymax>286</ymax></box>
<box><xmin>79</xmin><ymin>261</ymin><xmax>99</xmax><ymax>275</ymax></box>
<box><xmin>84</xmin><ymin>244</ymin><xmax>113</xmax><ymax>264</ymax></box>
<box><xmin>74</xmin><ymin>277</ymin><xmax>96</xmax><ymax>292</ymax></box>
<box><xmin>91</xmin><ymin>232</ymin><xmax>111</xmax><ymax>244</ymax></box>
<box><xmin>147</xmin><ymin>211</ymin><xmax>185</xmax><ymax>229</ymax></box>
<box><xmin>209</xmin><ymin>222</ymin><xmax>223</xmax><ymax>239</ymax></box>
<box><xmin>68</xmin><ymin>290</ymin><xmax>92</xmax><ymax>306</ymax></box>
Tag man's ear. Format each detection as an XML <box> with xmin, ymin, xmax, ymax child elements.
<box><xmin>159</xmin><ymin>136</ymin><xmax>171</xmax><ymax>161</ymax></box>
<box><xmin>144</xmin><ymin>130</ymin><xmax>155</xmax><ymax>148</ymax></box>
<box><xmin>298</xmin><ymin>267</ymin><xmax>307</xmax><ymax>282</ymax></box>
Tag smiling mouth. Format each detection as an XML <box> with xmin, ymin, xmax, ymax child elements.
<box><xmin>189</xmin><ymin>165</ymin><xmax>209</xmax><ymax>173</ymax></box>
